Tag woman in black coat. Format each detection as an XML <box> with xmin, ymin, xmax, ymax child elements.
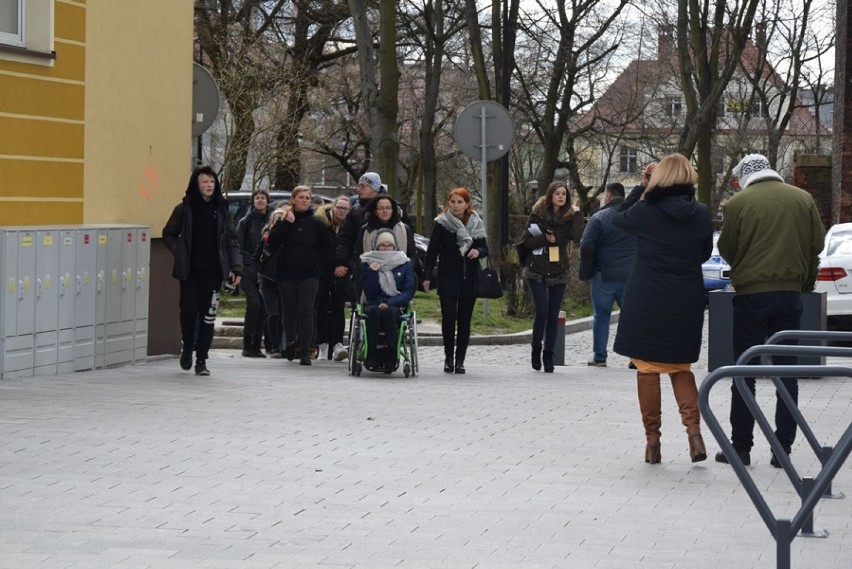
<box><xmin>422</xmin><ymin>188</ymin><xmax>488</xmax><ymax>374</ymax></box>
<box><xmin>235</xmin><ymin>189</ymin><xmax>271</xmax><ymax>358</ymax></box>
<box><xmin>265</xmin><ymin>186</ymin><xmax>332</xmax><ymax>366</ymax></box>
<box><xmin>613</xmin><ymin>153</ymin><xmax>713</xmax><ymax>465</ymax></box>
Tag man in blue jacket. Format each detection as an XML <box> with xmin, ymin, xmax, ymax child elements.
<box><xmin>579</xmin><ymin>182</ymin><xmax>636</xmax><ymax>367</ymax></box>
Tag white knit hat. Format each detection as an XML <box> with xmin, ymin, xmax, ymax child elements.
<box><xmin>374</xmin><ymin>230</ymin><xmax>397</xmax><ymax>249</ymax></box>
<box><xmin>732</xmin><ymin>154</ymin><xmax>773</xmax><ymax>188</ymax></box>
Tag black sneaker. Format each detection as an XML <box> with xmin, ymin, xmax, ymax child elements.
<box><xmin>770</xmin><ymin>451</ymin><xmax>790</xmax><ymax>468</ymax></box>
<box><xmin>715</xmin><ymin>450</ymin><xmax>750</xmax><ymax>466</ymax></box>
<box><xmin>180</xmin><ymin>347</ymin><xmax>193</xmax><ymax>370</ymax></box>
<box><xmin>195</xmin><ymin>359</ymin><xmax>210</xmax><ymax>376</ymax></box>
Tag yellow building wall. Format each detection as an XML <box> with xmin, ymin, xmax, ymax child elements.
<box><xmin>0</xmin><ymin>0</ymin><xmax>86</xmax><ymax>225</ymax></box>
<box><xmin>83</xmin><ymin>0</ymin><xmax>193</xmax><ymax>237</ymax></box>
<box><xmin>0</xmin><ymin>0</ymin><xmax>192</xmax><ymax>233</ymax></box>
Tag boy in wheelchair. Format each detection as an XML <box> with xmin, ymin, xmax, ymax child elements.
<box><xmin>359</xmin><ymin>230</ymin><xmax>416</xmax><ymax>370</ymax></box>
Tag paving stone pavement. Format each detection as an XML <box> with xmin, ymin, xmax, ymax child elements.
<box><xmin>0</xmin><ymin>322</ymin><xmax>850</xmax><ymax>569</ymax></box>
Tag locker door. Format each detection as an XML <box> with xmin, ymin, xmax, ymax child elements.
<box><xmin>121</xmin><ymin>228</ymin><xmax>136</xmax><ymax>323</ymax></box>
<box><xmin>74</xmin><ymin>228</ymin><xmax>98</xmax><ymax>371</ymax></box>
<box><xmin>16</xmin><ymin>230</ymin><xmax>36</xmax><ymax>336</ymax></box>
<box><xmin>104</xmin><ymin>227</ymin><xmax>133</xmax><ymax>366</ymax></box>
<box><xmin>94</xmin><ymin>228</ymin><xmax>109</xmax><ymax>368</ymax></box>
<box><xmin>1</xmin><ymin>230</ymin><xmax>17</xmax><ymax>341</ymax></box>
<box><xmin>133</xmin><ymin>228</ymin><xmax>150</xmax><ymax>364</ymax></box>
<box><xmin>34</xmin><ymin>229</ymin><xmax>59</xmax><ymax>374</ymax></box>
<box><xmin>0</xmin><ymin>230</ymin><xmax>35</xmax><ymax>378</ymax></box>
<box><xmin>57</xmin><ymin>229</ymin><xmax>76</xmax><ymax>372</ymax></box>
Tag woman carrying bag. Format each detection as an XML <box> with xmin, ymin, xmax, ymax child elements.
<box><xmin>520</xmin><ymin>182</ymin><xmax>585</xmax><ymax>373</ymax></box>
<box><xmin>422</xmin><ymin>188</ymin><xmax>488</xmax><ymax>374</ymax></box>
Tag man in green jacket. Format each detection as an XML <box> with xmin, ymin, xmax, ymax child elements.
<box><xmin>716</xmin><ymin>154</ymin><xmax>825</xmax><ymax>467</ymax></box>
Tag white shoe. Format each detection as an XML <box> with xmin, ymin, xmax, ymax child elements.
<box><xmin>333</xmin><ymin>343</ymin><xmax>348</xmax><ymax>361</ymax></box>
<box><xmin>317</xmin><ymin>343</ymin><xmax>328</xmax><ymax>360</ymax></box>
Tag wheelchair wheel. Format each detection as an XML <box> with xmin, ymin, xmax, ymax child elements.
<box><xmin>409</xmin><ymin>311</ymin><xmax>419</xmax><ymax>376</ymax></box>
<box><xmin>348</xmin><ymin>308</ymin><xmax>362</xmax><ymax>376</ymax></box>
<box><xmin>403</xmin><ymin>363</ymin><xmax>411</xmax><ymax>378</ymax></box>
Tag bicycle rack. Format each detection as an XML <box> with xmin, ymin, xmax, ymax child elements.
<box><xmin>757</xmin><ymin>330</ymin><xmax>852</xmax><ymax>501</ymax></box>
<box><xmin>698</xmin><ymin>364</ymin><xmax>852</xmax><ymax>569</ymax></box>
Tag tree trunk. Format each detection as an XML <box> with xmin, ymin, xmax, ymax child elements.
<box><xmin>377</xmin><ymin>0</ymin><xmax>400</xmax><ymax>197</ymax></box>
<box><xmin>348</xmin><ymin>0</ymin><xmax>380</xmax><ymax>168</ymax></box>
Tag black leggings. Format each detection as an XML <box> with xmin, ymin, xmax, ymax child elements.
<box><xmin>439</xmin><ymin>295</ymin><xmax>476</xmax><ymax>361</ymax></box>
<box><xmin>279</xmin><ymin>278</ymin><xmax>320</xmax><ymax>353</ymax></box>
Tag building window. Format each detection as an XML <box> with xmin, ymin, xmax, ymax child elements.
<box><xmin>0</xmin><ymin>0</ymin><xmax>54</xmax><ymax>65</ymax></box>
<box><xmin>665</xmin><ymin>96</ymin><xmax>682</xmax><ymax>117</ymax></box>
<box><xmin>0</xmin><ymin>0</ymin><xmax>24</xmax><ymax>47</ymax></box>
<box><xmin>620</xmin><ymin>147</ymin><xmax>638</xmax><ymax>173</ymax></box>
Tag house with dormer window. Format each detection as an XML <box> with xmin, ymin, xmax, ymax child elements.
<box><xmin>574</xmin><ymin>27</ymin><xmax>830</xmax><ymax>212</ymax></box>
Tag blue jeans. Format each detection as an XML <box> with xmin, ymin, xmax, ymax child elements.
<box><xmin>591</xmin><ymin>273</ymin><xmax>626</xmax><ymax>362</ymax></box>
<box><xmin>528</xmin><ymin>279</ymin><xmax>566</xmax><ymax>352</ymax></box>
<box><xmin>730</xmin><ymin>291</ymin><xmax>802</xmax><ymax>453</ymax></box>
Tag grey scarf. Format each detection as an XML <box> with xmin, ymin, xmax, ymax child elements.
<box><xmin>435</xmin><ymin>211</ymin><xmax>486</xmax><ymax>256</ymax></box>
<box><xmin>360</xmin><ymin>250</ymin><xmax>409</xmax><ymax>297</ymax></box>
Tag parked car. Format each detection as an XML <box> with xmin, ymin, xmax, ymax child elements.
<box><xmin>814</xmin><ymin>222</ymin><xmax>852</xmax><ymax>330</ymax></box>
<box><xmin>702</xmin><ymin>231</ymin><xmax>732</xmax><ymax>294</ymax></box>
<box><xmin>226</xmin><ymin>190</ymin><xmax>335</xmax><ymax>224</ymax></box>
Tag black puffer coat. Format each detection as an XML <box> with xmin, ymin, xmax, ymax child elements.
<box><xmin>265</xmin><ymin>208</ymin><xmax>332</xmax><ymax>281</ymax></box>
<box><xmin>612</xmin><ymin>184</ymin><xmax>713</xmax><ymax>363</ymax></box>
<box><xmin>235</xmin><ymin>206</ymin><xmax>270</xmax><ymax>274</ymax></box>
<box><xmin>520</xmin><ymin>197</ymin><xmax>585</xmax><ymax>282</ymax></box>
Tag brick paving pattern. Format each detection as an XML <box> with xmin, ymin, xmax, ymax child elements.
<box><xmin>0</xmin><ymin>323</ymin><xmax>849</xmax><ymax>568</ymax></box>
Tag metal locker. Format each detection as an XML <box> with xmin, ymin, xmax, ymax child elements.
<box><xmin>57</xmin><ymin>229</ymin><xmax>76</xmax><ymax>373</ymax></box>
<box><xmin>73</xmin><ymin>228</ymin><xmax>97</xmax><ymax>371</ymax></box>
<box><xmin>34</xmin><ymin>228</ymin><xmax>60</xmax><ymax>375</ymax></box>
<box><xmin>1</xmin><ymin>229</ymin><xmax>35</xmax><ymax>379</ymax></box>
<box><xmin>133</xmin><ymin>227</ymin><xmax>150</xmax><ymax>364</ymax></box>
<box><xmin>94</xmin><ymin>227</ymin><xmax>108</xmax><ymax>369</ymax></box>
<box><xmin>104</xmin><ymin>227</ymin><xmax>134</xmax><ymax>367</ymax></box>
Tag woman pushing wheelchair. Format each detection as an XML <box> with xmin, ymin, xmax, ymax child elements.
<box><xmin>359</xmin><ymin>230</ymin><xmax>416</xmax><ymax>370</ymax></box>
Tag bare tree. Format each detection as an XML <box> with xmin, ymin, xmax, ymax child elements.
<box><xmin>399</xmin><ymin>0</ymin><xmax>467</xmax><ymax>233</ymax></box>
<box><xmin>664</xmin><ymin>0</ymin><xmax>761</xmax><ymax>205</ymax></box>
<box><xmin>348</xmin><ymin>0</ymin><xmax>401</xmax><ymax>196</ymax></box>
<box><xmin>271</xmin><ymin>1</ymin><xmax>353</xmax><ymax>191</ymax></box>
<box><xmin>512</xmin><ymin>0</ymin><xmax>630</xmax><ymax>199</ymax></box>
<box><xmin>195</xmin><ymin>0</ymin><xmax>290</xmax><ymax>192</ymax></box>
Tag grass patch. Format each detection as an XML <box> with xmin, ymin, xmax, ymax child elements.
<box><xmin>220</xmin><ymin>289</ymin><xmax>594</xmax><ymax>336</ymax></box>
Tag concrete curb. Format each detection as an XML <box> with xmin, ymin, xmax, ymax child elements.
<box><xmin>212</xmin><ymin>313</ymin><xmax>619</xmax><ymax>348</ymax></box>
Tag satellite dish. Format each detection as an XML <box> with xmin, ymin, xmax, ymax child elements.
<box><xmin>192</xmin><ymin>63</ymin><xmax>219</xmax><ymax>138</ymax></box>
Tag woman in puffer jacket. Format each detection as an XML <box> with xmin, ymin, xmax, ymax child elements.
<box><xmin>519</xmin><ymin>182</ymin><xmax>585</xmax><ymax>372</ymax></box>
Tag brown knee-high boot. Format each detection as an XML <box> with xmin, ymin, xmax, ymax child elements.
<box><xmin>670</xmin><ymin>371</ymin><xmax>707</xmax><ymax>462</ymax></box>
<box><xmin>637</xmin><ymin>372</ymin><xmax>662</xmax><ymax>464</ymax></box>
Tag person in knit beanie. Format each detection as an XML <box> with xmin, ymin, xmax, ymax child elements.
<box><xmin>730</xmin><ymin>153</ymin><xmax>784</xmax><ymax>189</ymax></box>
<box><xmin>715</xmin><ymin>154</ymin><xmax>825</xmax><ymax>468</ymax></box>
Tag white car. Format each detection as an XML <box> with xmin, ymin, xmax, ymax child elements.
<box><xmin>814</xmin><ymin>222</ymin><xmax>852</xmax><ymax>330</ymax></box>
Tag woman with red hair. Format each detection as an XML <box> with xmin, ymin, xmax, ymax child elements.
<box><xmin>422</xmin><ymin>188</ymin><xmax>489</xmax><ymax>374</ymax></box>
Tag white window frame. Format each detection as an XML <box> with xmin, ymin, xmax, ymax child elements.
<box><xmin>0</xmin><ymin>0</ymin><xmax>53</xmax><ymax>66</ymax></box>
<box><xmin>619</xmin><ymin>147</ymin><xmax>638</xmax><ymax>174</ymax></box>
<box><xmin>665</xmin><ymin>96</ymin><xmax>682</xmax><ymax>118</ymax></box>
<box><xmin>0</xmin><ymin>0</ymin><xmax>25</xmax><ymax>47</ymax></box>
